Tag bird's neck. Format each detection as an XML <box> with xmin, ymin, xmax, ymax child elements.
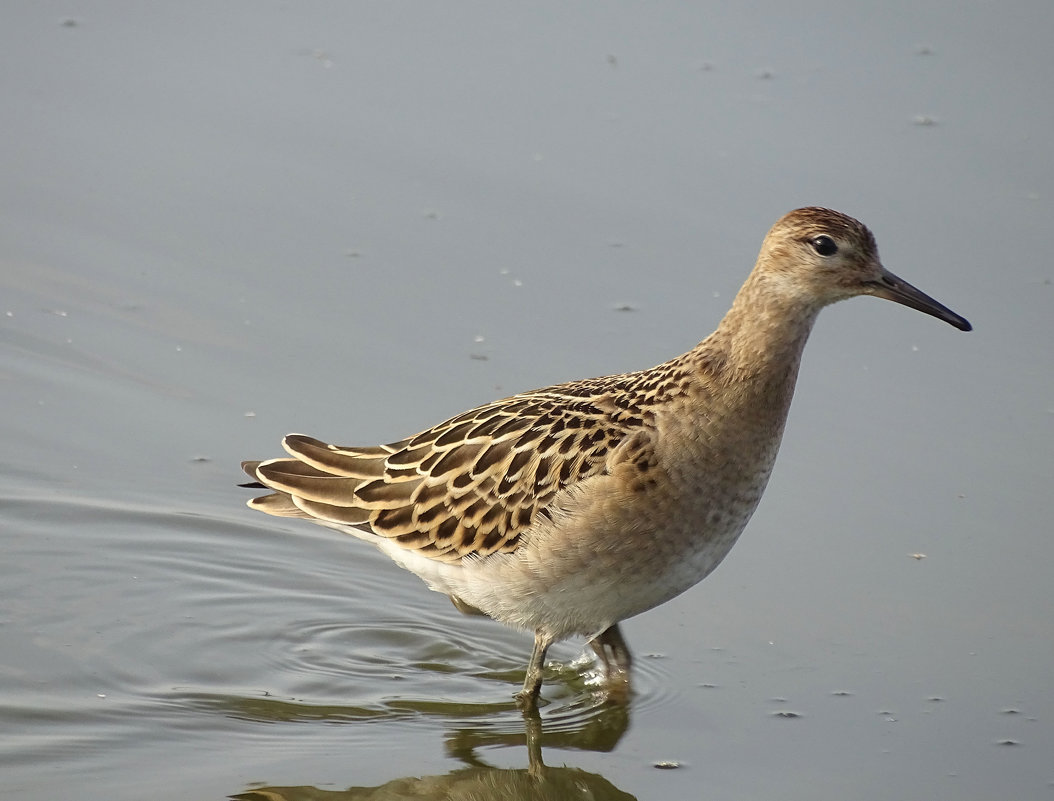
<box><xmin>688</xmin><ymin>270</ymin><xmax>822</xmax><ymax>406</ymax></box>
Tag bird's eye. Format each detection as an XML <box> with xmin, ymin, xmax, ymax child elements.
<box><xmin>811</xmin><ymin>235</ymin><xmax>838</xmax><ymax>256</ymax></box>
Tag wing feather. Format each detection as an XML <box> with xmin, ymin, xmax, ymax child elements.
<box><xmin>244</xmin><ymin>374</ymin><xmax>666</xmax><ymax>563</ymax></box>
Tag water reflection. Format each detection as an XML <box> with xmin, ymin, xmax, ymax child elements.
<box><xmin>232</xmin><ymin>767</ymin><xmax>633</xmax><ymax>801</ymax></box>
<box><xmin>445</xmin><ymin>697</ymin><xmax>630</xmax><ymax>757</ymax></box>
<box><xmin>1</xmin><ymin>492</ymin><xmax>665</xmax><ymax>798</ymax></box>
<box><xmin>183</xmin><ymin>663</ymin><xmax>633</xmax><ymax>746</ymax></box>
<box><xmin>231</xmin><ymin>705</ymin><xmax>635</xmax><ymax>801</ymax></box>
<box><xmin>184</xmin><ymin>667</ymin><xmax>632</xmax><ymax>748</ymax></box>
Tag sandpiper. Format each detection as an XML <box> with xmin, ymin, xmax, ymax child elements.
<box><xmin>242</xmin><ymin>207</ymin><xmax>970</xmax><ymax>709</ymax></box>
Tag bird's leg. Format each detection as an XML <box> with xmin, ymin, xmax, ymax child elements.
<box><xmin>589</xmin><ymin>623</ymin><xmax>633</xmax><ymax>700</ymax></box>
<box><xmin>515</xmin><ymin>630</ymin><xmax>554</xmax><ymax>711</ymax></box>
<box><xmin>448</xmin><ymin>593</ymin><xmax>489</xmax><ymax>617</ymax></box>
<box><xmin>523</xmin><ymin>703</ymin><xmax>546</xmax><ymax>778</ymax></box>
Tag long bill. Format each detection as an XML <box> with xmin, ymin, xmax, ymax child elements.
<box><xmin>869</xmin><ymin>268</ymin><xmax>972</xmax><ymax>331</ymax></box>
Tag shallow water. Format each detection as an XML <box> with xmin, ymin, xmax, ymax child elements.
<box><xmin>3</xmin><ymin>2</ymin><xmax>1053</xmax><ymax>799</ymax></box>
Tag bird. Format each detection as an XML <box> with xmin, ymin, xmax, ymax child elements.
<box><xmin>241</xmin><ymin>207</ymin><xmax>971</xmax><ymax>709</ymax></box>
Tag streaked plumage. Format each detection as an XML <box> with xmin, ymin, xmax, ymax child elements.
<box><xmin>242</xmin><ymin>207</ymin><xmax>971</xmax><ymax>708</ymax></box>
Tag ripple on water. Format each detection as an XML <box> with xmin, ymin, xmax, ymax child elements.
<box><xmin>2</xmin><ymin>491</ymin><xmax>684</xmax><ymax>769</ymax></box>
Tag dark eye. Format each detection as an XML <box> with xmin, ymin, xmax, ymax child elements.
<box><xmin>811</xmin><ymin>235</ymin><xmax>838</xmax><ymax>256</ymax></box>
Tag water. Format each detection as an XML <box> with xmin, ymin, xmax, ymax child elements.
<box><xmin>2</xmin><ymin>2</ymin><xmax>1052</xmax><ymax>799</ymax></box>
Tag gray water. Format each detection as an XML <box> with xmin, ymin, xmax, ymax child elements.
<box><xmin>2</xmin><ymin>3</ymin><xmax>1052</xmax><ymax>799</ymax></box>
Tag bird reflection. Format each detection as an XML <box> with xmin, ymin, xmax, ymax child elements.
<box><xmin>230</xmin><ymin>702</ymin><xmax>637</xmax><ymax>801</ymax></box>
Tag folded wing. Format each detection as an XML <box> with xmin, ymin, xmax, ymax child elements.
<box><xmin>243</xmin><ymin>383</ymin><xmax>653</xmax><ymax>563</ymax></box>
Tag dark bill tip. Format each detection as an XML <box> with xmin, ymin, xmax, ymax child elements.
<box><xmin>870</xmin><ymin>271</ymin><xmax>972</xmax><ymax>332</ymax></box>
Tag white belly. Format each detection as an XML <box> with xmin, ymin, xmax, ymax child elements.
<box><xmin>376</xmin><ymin>465</ymin><xmax>767</xmax><ymax>642</ymax></box>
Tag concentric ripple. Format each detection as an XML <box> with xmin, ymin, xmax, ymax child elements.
<box><xmin>2</xmin><ymin>490</ymin><xmax>685</xmax><ymax>771</ymax></box>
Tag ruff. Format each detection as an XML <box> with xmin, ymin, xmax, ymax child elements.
<box><xmin>242</xmin><ymin>207</ymin><xmax>971</xmax><ymax>708</ymax></box>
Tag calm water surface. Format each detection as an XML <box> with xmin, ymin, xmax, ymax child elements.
<box><xmin>2</xmin><ymin>3</ymin><xmax>1052</xmax><ymax>799</ymax></box>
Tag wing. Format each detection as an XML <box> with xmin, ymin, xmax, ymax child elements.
<box><xmin>243</xmin><ymin>381</ymin><xmax>654</xmax><ymax>564</ymax></box>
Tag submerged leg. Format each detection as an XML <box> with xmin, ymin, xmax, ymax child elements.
<box><xmin>515</xmin><ymin>630</ymin><xmax>554</xmax><ymax>711</ymax></box>
<box><xmin>588</xmin><ymin>623</ymin><xmax>633</xmax><ymax>700</ymax></box>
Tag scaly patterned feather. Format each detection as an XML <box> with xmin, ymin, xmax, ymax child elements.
<box><xmin>244</xmin><ymin>362</ymin><xmax>690</xmax><ymax>563</ymax></box>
